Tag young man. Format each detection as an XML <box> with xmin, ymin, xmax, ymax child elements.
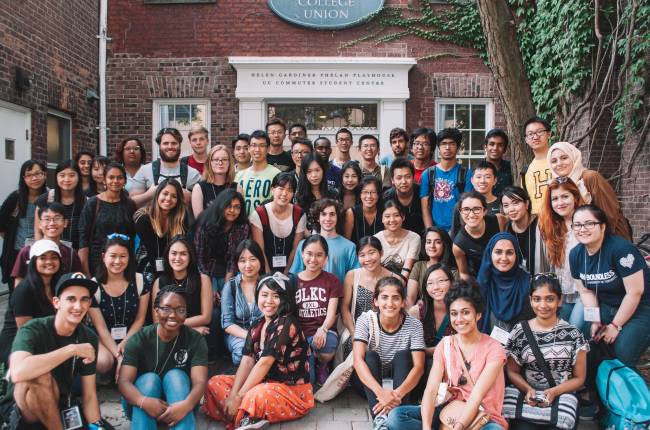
<box><xmin>379</xmin><ymin>127</ymin><xmax>413</xmax><ymax>167</ymax></box>
<box><xmin>331</xmin><ymin>128</ymin><xmax>353</xmax><ymax>169</ymax></box>
<box><xmin>313</xmin><ymin>137</ymin><xmax>341</xmax><ymax>189</ymax></box>
<box><xmin>290</xmin><ymin>198</ymin><xmax>359</xmax><ymax>284</ymax></box>
<box><xmin>420</xmin><ymin>128</ymin><xmax>473</xmax><ymax>233</ymax></box>
<box><xmin>12</xmin><ymin>202</ymin><xmax>84</xmax><ymax>287</ymax></box>
<box><xmin>289</xmin><ymin>138</ymin><xmax>313</xmax><ymax>182</ymax></box>
<box><xmin>0</xmin><ymin>273</ymin><xmax>106</xmax><ymax>430</ymax></box>
<box><xmin>449</xmin><ymin>161</ymin><xmax>500</xmax><ymax>236</ymax></box>
<box><xmin>235</xmin><ymin>130</ymin><xmax>281</xmax><ymax>215</ymax></box>
<box><xmin>522</xmin><ymin>116</ymin><xmax>553</xmax><ymax>214</ymax></box>
<box><xmin>382</xmin><ymin>158</ymin><xmax>423</xmax><ymax>235</ymax></box>
<box><xmin>288</xmin><ymin>123</ymin><xmax>307</xmax><ymax>144</ymax></box>
<box><xmin>358</xmin><ymin>134</ymin><xmax>391</xmax><ymax>189</ymax></box>
<box><xmin>130</xmin><ymin>127</ymin><xmax>201</xmax><ymax>207</ymax></box>
<box><xmin>181</xmin><ymin>125</ymin><xmax>210</xmax><ymax>174</ymax></box>
<box><xmin>265</xmin><ymin>118</ymin><xmax>294</xmax><ymax>172</ymax></box>
<box><xmin>409</xmin><ymin>128</ymin><xmax>437</xmax><ymax>184</ymax></box>
<box><xmin>483</xmin><ymin>128</ymin><xmax>513</xmax><ymax>197</ymax></box>
<box><xmin>231</xmin><ymin>133</ymin><xmax>251</xmax><ymax>173</ymax></box>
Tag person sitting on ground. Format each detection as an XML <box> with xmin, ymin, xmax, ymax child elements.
<box><xmin>0</xmin><ymin>273</ymin><xmax>107</xmax><ymax>429</ymax></box>
<box><xmin>374</xmin><ymin>200</ymin><xmax>421</xmax><ymax>282</ymax></box>
<box><xmin>118</xmin><ymin>286</ymin><xmax>208</xmax><ymax>430</ymax></box>
<box><xmin>203</xmin><ymin>273</ymin><xmax>314</xmax><ymax>430</ymax></box>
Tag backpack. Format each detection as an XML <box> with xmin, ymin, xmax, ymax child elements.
<box><xmin>427</xmin><ymin>164</ymin><xmax>467</xmax><ymax>200</ymax></box>
<box><xmin>596</xmin><ymin>358</ymin><xmax>650</xmax><ymax>429</ymax></box>
<box><xmin>152</xmin><ymin>159</ymin><xmax>188</xmax><ymax>188</ymax></box>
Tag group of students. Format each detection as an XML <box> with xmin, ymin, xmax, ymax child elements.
<box><xmin>0</xmin><ymin>116</ymin><xmax>647</xmax><ymax>430</ymax></box>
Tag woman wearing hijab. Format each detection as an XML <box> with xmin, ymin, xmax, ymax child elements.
<box><xmin>547</xmin><ymin>141</ymin><xmax>631</xmax><ymax>240</ymax></box>
<box><xmin>477</xmin><ymin>232</ymin><xmax>533</xmax><ymax>335</ymax></box>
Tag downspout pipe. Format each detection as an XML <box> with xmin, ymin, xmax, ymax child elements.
<box><xmin>98</xmin><ymin>0</ymin><xmax>109</xmax><ymax>155</ymax></box>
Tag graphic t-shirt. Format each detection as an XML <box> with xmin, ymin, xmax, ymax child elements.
<box><xmin>122</xmin><ymin>324</ymin><xmax>208</xmax><ymax>378</ymax></box>
<box><xmin>570</xmin><ymin>234</ymin><xmax>650</xmax><ymax>306</ymax></box>
<box><xmin>235</xmin><ymin>164</ymin><xmax>281</xmax><ymax>215</ymax></box>
<box><xmin>295</xmin><ymin>271</ymin><xmax>343</xmax><ymax>337</ymax></box>
<box><xmin>524</xmin><ymin>158</ymin><xmax>552</xmax><ymax>215</ymax></box>
<box><xmin>266</xmin><ymin>151</ymin><xmax>294</xmax><ymax>172</ymax></box>
<box><xmin>290</xmin><ymin>235</ymin><xmax>359</xmax><ymax>284</ymax></box>
<box><xmin>419</xmin><ymin>163</ymin><xmax>474</xmax><ymax>232</ymax></box>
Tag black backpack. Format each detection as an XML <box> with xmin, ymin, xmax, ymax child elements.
<box><xmin>152</xmin><ymin>159</ymin><xmax>188</xmax><ymax>188</ymax></box>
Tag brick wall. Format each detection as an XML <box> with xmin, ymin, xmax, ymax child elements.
<box><xmin>0</xmin><ymin>0</ymin><xmax>99</xmax><ymax>159</ymax></box>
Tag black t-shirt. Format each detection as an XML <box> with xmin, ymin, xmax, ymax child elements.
<box><xmin>266</xmin><ymin>151</ymin><xmax>294</xmax><ymax>172</ymax></box>
<box><xmin>134</xmin><ymin>213</ymin><xmax>190</xmax><ymax>271</ymax></box>
<box><xmin>35</xmin><ymin>192</ymin><xmax>84</xmax><ymax>250</ymax></box>
<box><xmin>454</xmin><ymin>215</ymin><xmax>501</xmax><ymax>276</ymax></box>
<box><xmin>383</xmin><ymin>184</ymin><xmax>424</xmax><ymax>235</ymax></box>
<box><xmin>507</xmin><ymin>217</ymin><xmax>538</xmax><ymax>275</ymax></box>
<box><xmin>197</xmin><ymin>181</ymin><xmax>237</xmax><ymax>210</ymax></box>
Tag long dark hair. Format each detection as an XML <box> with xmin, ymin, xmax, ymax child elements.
<box><xmin>420</xmin><ymin>263</ymin><xmax>454</xmax><ymax>345</ymax></box>
<box><xmin>94</xmin><ymin>235</ymin><xmax>136</xmax><ymax>285</ymax></box>
<box><xmin>159</xmin><ymin>236</ymin><xmax>201</xmax><ymax>296</ymax></box>
<box><xmin>53</xmin><ymin>160</ymin><xmax>85</xmax><ymax>205</ymax></box>
<box><xmin>103</xmin><ymin>162</ymin><xmax>132</xmax><ymax>203</ymax></box>
<box><xmin>420</xmin><ymin>226</ymin><xmax>456</xmax><ymax>269</ymax></box>
<box><xmin>17</xmin><ymin>160</ymin><xmax>47</xmax><ymax>217</ymax></box>
<box><xmin>88</xmin><ymin>155</ymin><xmax>110</xmax><ymax>195</ymax></box>
<box><xmin>24</xmin><ymin>253</ymin><xmax>63</xmax><ymax>316</ymax></box>
<box><xmin>296</xmin><ymin>153</ymin><xmax>328</xmax><ymax>209</ymax></box>
<box><xmin>234</xmin><ymin>239</ymin><xmax>265</xmax><ymax>277</ymax></box>
<box><xmin>338</xmin><ymin>160</ymin><xmax>362</xmax><ymax>204</ymax></box>
<box><xmin>197</xmin><ymin>188</ymin><xmax>247</xmax><ymax>237</ymax></box>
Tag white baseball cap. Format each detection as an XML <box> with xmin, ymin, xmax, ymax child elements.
<box><xmin>28</xmin><ymin>239</ymin><xmax>61</xmax><ymax>261</ymax></box>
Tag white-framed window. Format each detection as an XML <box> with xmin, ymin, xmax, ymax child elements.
<box><xmin>46</xmin><ymin>109</ymin><xmax>71</xmax><ymax>183</ymax></box>
<box><xmin>152</xmin><ymin>99</ymin><xmax>210</xmax><ymax>158</ymax></box>
<box><xmin>435</xmin><ymin>98</ymin><xmax>494</xmax><ymax>168</ymax></box>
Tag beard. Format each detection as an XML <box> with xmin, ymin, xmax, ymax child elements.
<box><xmin>160</xmin><ymin>148</ymin><xmax>180</xmax><ymax>162</ymax></box>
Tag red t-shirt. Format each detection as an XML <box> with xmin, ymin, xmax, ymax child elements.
<box><xmin>411</xmin><ymin>159</ymin><xmax>436</xmax><ymax>185</ymax></box>
<box><xmin>186</xmin><ymin>154</ymin><xmax>205</xmax><ymax>174</ymax></box>
<box><xmin>295</xmin><ymin>271</ymin><xmax>343</xmax><ymax>337</ymax></box>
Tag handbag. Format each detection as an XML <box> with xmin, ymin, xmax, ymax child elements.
<box><xmin>502</xmin><ymin>321</ymin><xmax>578</xmax><ymax>430</ymax></box>
<box><xmin>439</xmin><ymin>336</ymin><xmax>491</xmax><ymax>430</ymax></box>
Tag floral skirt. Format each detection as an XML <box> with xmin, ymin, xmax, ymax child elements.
<box><xmin>202</xmin><ymin>375</ymin><xmax>314</xmax><ymax>429</ymax></box>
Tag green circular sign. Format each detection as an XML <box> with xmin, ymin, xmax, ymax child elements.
<box><xmin>268</xmin><ymin>0</ymin><xmax>384</xmax><ymax>30</ymax></box>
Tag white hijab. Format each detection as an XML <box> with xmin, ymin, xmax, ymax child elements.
<box><xmin>547</xmin><ymin>142</ymin><xmax>591</xmax><ymax>203</ymax></box>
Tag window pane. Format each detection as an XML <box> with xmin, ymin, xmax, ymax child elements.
<box><xmin>471</xmin><ymin>105</ymin><xmax>486</xmax><ymax>129</ymax></box>
<box><xmin>470</xmin><ymin>131</ymin><xmax>486</xmax><ymax>156</ymax></box>
<box><xmin>46</xmin><ymin>115</ymin><xmax>70</xmax><ymax>164</ymax></box>
<box><xmin>455</xmin><ymin>104</ymin><xmax>470</xmax><ymax>130</ymax></box>
<box><xmin>439</xmin><ymin>104</ymin><xmax>455</xmax><ymax>129</ymax></box>
<box><xmin>174</xmin><ymin>104</ymin><xmax>191</xmax><ymax>127</ymax></box>
<box><xmin>267</xmin><ymin>103</ymin><xmax>378</xmax><ymax>130</ymax></box>
<box><xmin>157</xmin><ymin>102</ymin><xmax>210</xmax><ymax>156</ymax></box>
<box><xmin>459</xmin><ymin>130</ymin><xmax>470</xmax><ymax>156</ymax></box>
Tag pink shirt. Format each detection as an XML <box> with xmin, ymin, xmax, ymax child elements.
<box><xmin>434</xmin><ymin>334</ymin><xmax>508</xmax><ymax>429</ymax></box>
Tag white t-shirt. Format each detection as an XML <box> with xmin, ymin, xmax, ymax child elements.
<box><xmin>374</xmin><ymin>230</ymin><xmax>421</xmax><ymax>270</ymax></box>
<box><xmin>130</xmin><ymin>161</ymin><xmax>201</xmax><ymax>193</ymax></box>
<box><xmin>249</xmin><ymin>203</ymin><xmax>307</xmax><ymax>239</ymax></box>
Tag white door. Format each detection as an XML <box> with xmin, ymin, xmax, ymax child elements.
<box><xmin>0</xmin><ymin>101</ymin><xmax>31</xmax><ymax>203</ymax></box>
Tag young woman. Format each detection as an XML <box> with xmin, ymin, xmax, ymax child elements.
<box><xmin>408</xmin><ymin>263</ymin><xmax>455</xmax><ymax>357</ymax></box>
<box><xmin>231</xmin><ymin>133</ymin><xmax>251</xmax><ymax>173</ymax></box>
<box><xmin>296</xmin><ymin>153</ymin><xmax>338</xmax><ymax>229</ymax></box>
<box><xmin>501</xmin><ymin>185</ymin><xmax>548</xmax><ymax>275</ymax></box>
<box><xmin>250</xmin><ymin>172</ymin><xmax>305</xmax><ymax>274</ymax></box>
<box><xmin>374</xmin><ymin>200</ymin><xmax>421</xmax><ymax>281</ymax></box>
<box><xmin>87</xmin><ymin>155</ymin><xmax>109</xmax><ymax>197</ymax></box>
<box><xmin>0</xmin><ymin>160</ymin><xmax>47</xmax><ymax>285</ymax></box>
<box><xmin>151</xmin><ymin>237</ymin><xmax>212</xmax><ymax>336</ymax></box>
<box><xmin>344</xmin><ymin>176</ymin><xmax>384</xmax><ymax>243</ymax></box>
<box><xmin>386</xmin><ymin>282</ymin><xmax>508</xmax><ymax>430</ymax></box>
<box><xmin>79</xmin><ymin>162</ymin><xmax>136</xmax><ymax>275</ymax></box>
<box><xmin>505</xmin><ymin>274</ymin><xmax>588</xmax><ymax>430</ymax></box>
<box><xmin>296</xmin><ymin>234</ymin><xmax>343</xmax><ymax>386</ymax></box>
<box><xmin>352</xmin><ymin>277</ymin><xmax>425</xmax><ymax>424</ymax></box>
<box><xmin>114</xmin><ymin>136</ymin><xmax>147</xmax><ymax>193</ymax></box>
<box><xmin>407</xmin><ymin>227</ymin><xmax>456</xmax><ymax>308</ymax></box>
<box><xmin>338</xmin><ymin>160</ymin><xmax>362</xmax><ymax>210</ymax></box>
<box><xmin>118</xmin><ymin>286</ymin><xmax>208</xmax><ymax>430</ymax></box>
<box><xmin>88</xmin><ymin>235</ymin><xmax>150</xmax><ymax>376</ymax></box>
<box><xmin>477</xmin><ymin>232</ymin><xmax>533</xmax><ymax>334</ymax></box>
<box><xmin>74</xmin><ymin>150</ymin><xmax>94</xmax><ymax>192</ymax></box>
<box><xmin>194</xmin><ymin>188</ymin><xmax>250</xmax><ymax>290</ymax></box>
<box><xmin>203</xmin><ymin>274</ymin><xmax>314</xmax><ymax>430</ymax></box>
<box><xmin>0</xmin><ymin>239</ymin><xmax>61</xmax><ymax>365</ymax></box>
<box><xmin>538</xmin><ymin>177</ymin><xmax>585</xmax><ymax>327</ymax></box>
<box><xmin>570</xmin><ymin>204</ymin><xmax>650</xmax><ymax>367</ymax></box>
<box><xmin>192</xmin><ymin>144</ymin><xmax>238</xmax><ymax>218</ymax></box>
<box><xmin>548</xmin><ymin>141</ymin><xmax>631</xmax><ymax>240</ymax></box>
<box><xmin>134</xmin><ymin>179</ymin><xmax>190</xmax><ymax>285</ymax></box>
<box><xmin>34</xmin><ymin>160</ymin><xmax>86</xmax><ymax>250</ymax></box>
<box><xmin>221</xmin><ymin>240</ymin><xmax>264</xmax><ymax>366</ymax></box>
<box><xmin>341</xmin><ymin>236</ymin><xmax>400</xmax><ymax>357</ymax></box>
<box><xmin>453</xmin><ymin>191</ymin><xmax>506</xmax><ymax>280</ymax></box>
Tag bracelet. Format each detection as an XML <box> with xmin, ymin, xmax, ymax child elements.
<box><xmin>319</xmin><ymin>326</ymin><xmax>328</xmax><ymax>334</ymax></box>
<box><xmin>610</xmin><ymin>322</ymin><xmax>622</xmax><ymax>332</ymax></box>
<box><xmin>139</xmin><ymin>396</ymin><xmax>147</xmax><ymax>409</ymax></box>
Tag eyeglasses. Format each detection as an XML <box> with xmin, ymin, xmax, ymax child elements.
<box><xmin>336</xmin><ymin>137</ymin><xmax>352</xmax><ymax>143</ymax></box>
<box><xmin>533</xmin><ymin>272</ymin><xmax>558</xmax><ymax>281</ymax></box>
<box><xmin>156</xmin><ymin>306</ymin><xmax>187</xmax><ymax>317</ymax></box>
<box><xmin>211</xmin><ymin>158</ymin><xmax>229</xmax><ymax>164</ymax></box>
<box><xmin>160</xmin><ymin>127</ymin><xmax>180</xmax><ymax>135</ymax></box>
<box><xmin>24</xmin><ymin>172</ymin><xmax>45</xmax><ymax>179</ymax></box>
<box><xmin>41</xmin><ymin>216</ymin><xmax>65</xmax><ymax>224</ymax></box>
<box><xmin>525</xmin><ymin>130</ymin><xmax>548</xmax><ymax>139</ymax></box>
<box><xmin>553</xmin><ymin>176</ymin><xmax>572</xmax><ymax>186</ymax></box>
<box><xmin>292</xmin><ymin>150</ymin><xmax>310</xmax><ymax>156</ymax></box>
<box><xmin>459</xmin><ymin>207</ymin><xmax>484</xmax><ymax>215</ymax></box>
<box><xmin>107</xmin><ymin>233</ymin><xmax>130</xmax><ymax>241</ymax></box>
<box><xmin>571</xmin><ymin>221</ymin><xmax>602</xmax><ymax>231</ymax></box>
<box><xmin>124</xmin><ymin>147</ymin><xmax>141</xmax><ymax>153</ymax></box>
<box><xmin>413</xmin><ymin>141</ymin><xmax>430</xmax><ymax>148</ymax></box>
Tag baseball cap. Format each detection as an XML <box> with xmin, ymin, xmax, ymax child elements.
<box><xmin>28</xmin><ymin>239</ymin><xmax>61</xmax><ymax>262</ymax></box>
<box><xmin>54</xmin><ymin>272</ymin><xmax>98</xmax><ymax>297</ymax></box>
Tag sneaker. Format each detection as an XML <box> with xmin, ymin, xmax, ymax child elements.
<box><xmin>317</xmin><ymin>362</ymin><xmax>330</xmax><ymax>385</ymax></box>
<box><xmin>236</xmin><ymin>414</ymin><xmax>270</xmax><ymax>430</ymax></box>
<box><xmin>372</xmin><ymin>413</ymin><xmax>388</xmax><ymax>430</ymax></box>
<box><xmin>578</xmin><ymin>400</ymin><xmax>599</xmax><ymax>421</ymax></box>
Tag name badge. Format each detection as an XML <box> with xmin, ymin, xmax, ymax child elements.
<box><xmin>61</xmin><ymin>405</ymin><xmax>83</xmax><ymax>430</ymax></box>
<box><xmin>382</xmin><ymin>378</ymin><xmax>393</xmax><ymax>391</ymax></box>
<box><xmin>490</xmin><ymin>325</ymin><xmax>510</xmax><ymax>345</ymax></box>
<box><xmin>584</xmin><ymin>306</ymin><xmax>601</xmax><ymax>323</ymax></box>
<box><xmin>111</xmin><ymin>326</ymin><xmax>127</xmax><ymax>340</ymax></box>
<box><xmin>155</xmin><ymin>258</ymin><xmax>165</xmax><ymax>272</ymax></box>
<box><xmin>272</xmin><ymin>255</ymin><xmax>287</xmax><ymax>268</ymax></box>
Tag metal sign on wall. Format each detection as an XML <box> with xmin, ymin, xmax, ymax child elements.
<box><xmin>267</xmin><ymin>0</ymin><xmax>384</xmax><ymax>30</ymax></box>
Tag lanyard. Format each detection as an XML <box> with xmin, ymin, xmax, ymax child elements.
<box><xmin>584</xmin><ymin>247</ymin><xmax>602</xmax><ymax>296</ymax></box>
<box><xmin>108</xmin><ymin>286</ymin><xmax>128</xmax><ymax>327</ymax></box>
<box><xmin>154</xmin><ymin>324</ymin><xmax>179</xmax><ymax>375</ymax></box>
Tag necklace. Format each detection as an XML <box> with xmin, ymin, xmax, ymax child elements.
<box><xmin>154</xmin><ymin>324</ymin><xmax>179</xmax><ymax>375</ymax></box>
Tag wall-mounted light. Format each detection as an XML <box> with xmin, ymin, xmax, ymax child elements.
<box><xmin>15</xmin><ymin>67</ymin><xmax>32</xmax><ymax>91</ymax></box>
<box><xmin>86</xmin><ymin>89</ymin><xmax>100</xmax><ymax>102</ymax></box>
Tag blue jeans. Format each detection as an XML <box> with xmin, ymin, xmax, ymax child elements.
<box><xmin>598</xmin><ymin>301</ymin><xmax>650</xmax><ymax>367</ymax></box>
<box><xmin>225</xmin><ymin>333</ymin><xmax>246</xmax><ymax>366</ymax></box>
<box><xmin>122</xmin><ymin>370</ymin><xmax>195</xmax><ymax>430</ymax></box>
<box><xmin>306</xmin><ymin>330</ymin><xmax>339</xmax><ymax>384</ymax></box>
<box><xmin>559</xmin><ymin>297</ymin><xmax>585</xmax><ymax>331</ymax></box>
<box><xmin>385</xmin><ymin>405</ymin><xmax>504</xmax><ymax>430</ymax></box>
